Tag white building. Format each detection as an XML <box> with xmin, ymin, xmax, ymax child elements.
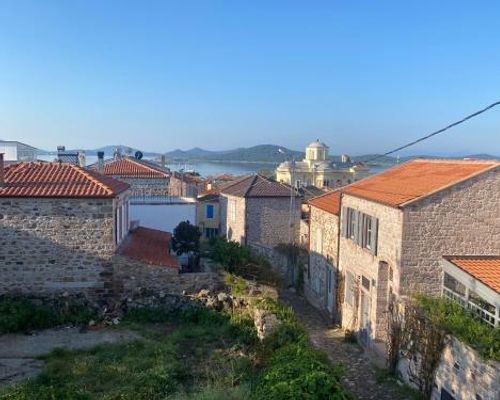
<box><xmin>276</xmin><ymin>140</ymin><xmax>369</xmax><ymax>189</ymax></box>
<box><xmin>0</xmin><ymin>140</ymin><xmax>38</xmax><ymax>161</ymax></box>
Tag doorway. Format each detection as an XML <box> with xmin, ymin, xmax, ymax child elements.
<box><xmin>360</xmin><ymin>291</ymin><xmax>371</xmax><ymax>346</ymax></box>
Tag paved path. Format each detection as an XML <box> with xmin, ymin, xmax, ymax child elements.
<box><xmin>0</xmin><ymin>327</ymin><xmax>140</xmax><ymax>385</ymax></box>
<box><xmin>281</xmin><ymin>292</ymin><xmax>409</xmax><ymax>400</ymax></box>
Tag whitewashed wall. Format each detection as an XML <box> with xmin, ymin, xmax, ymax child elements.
<box><xmin>130</xmin><ymin>203</ymin><xmax>196</xmax><ymax>232</ymax></box>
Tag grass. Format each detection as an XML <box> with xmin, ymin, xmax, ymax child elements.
<box><xmin>1</xmin><ymin>308</ymin><xmax>257</xmax><ymax>400</ymax></box>
<box><xmin>0</xmin><ymin>296</ymin><xmax>97</xmax><ymax>334</ymax></box>
<box><xmin>416</xmin><ymin>295</ymin><xmax>500</xmax><ymax>361</ymax></box>
<box><xmin>0</xmin><ymin>300</ymin><xmax>351</xmax><ymax>400</ymax></box>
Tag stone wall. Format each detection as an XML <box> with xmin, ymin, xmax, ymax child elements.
<box><xmin>338</xmin><ymin>195</ymin><xmax>404</xmax><ymax>340</ymax></box>
<box><xmin>220</xmin><ymin>194</ymin><xmax>246</xmax><ymax>244</ymax></box>
<box><xmin>397</xmin><ymin>336</ymin><xmax>500</xmax><ymax>400</ymax></box>
<box><xmin>0</xmin><ymin>197</ymin><xmax>117</xmax><ymax>297</ymax></box>
<box><xmin>112</xmin><ymin>254</ymin><xmax>222</xmax><ymax>298</ymax></box>
<box><xmin>111</xmin><ymin>177</ymin><xmax>169</xmax><ymax>197</ymax></box>
<box><xmin>246</xmin><ymin>196</ymin><xmax>300</xmax><ymax>247</ymax></box>
<box><xmin>305</xmin><ymin>206</ymin><xmax>339</xmax><ymax>319</ymax></box>
<box><xmin>401</xmin><ymin>167</ymin><xmax>500</xmax><ymax>296</ymax></box>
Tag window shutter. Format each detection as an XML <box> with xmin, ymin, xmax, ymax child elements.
<box><xmin>341</xmin><ymin>207</ymin><xmax>348</xmax><ymax>238</ymax></box>
<box><xmin>355</xmin><ymin>211</ymin><xmax>362</xmax><ymax>245</ymax></box>
<box><xmin>371</xmin><ymin>217</ymin><xmax>378</xmax><ymax>255</ymax></box>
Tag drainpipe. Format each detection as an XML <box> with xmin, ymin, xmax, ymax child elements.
<box><xmin>0</xmin><ymin>153</ymin><xmax>4</xmax><ymax>187</ymax></box>
<box><xmin>97</xmin><ymin>151</ymin><xmax>105</xmax><ymax>173</ymax></box>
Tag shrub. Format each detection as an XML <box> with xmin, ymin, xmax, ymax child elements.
<box><xmin>416</xmin><ymin>295</ymin><xmax>500</xmax><ymax>360</ymax></box>
<box><xmin>0</xmin><ymin>296</ymin><xmax>97</xmax><ymax>334</ymax></box>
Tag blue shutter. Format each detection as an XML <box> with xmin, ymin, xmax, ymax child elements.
<box><xmin>206</xmin><ymin>204</ymin><xmax>214</xmax><ymax>219</ymax></box>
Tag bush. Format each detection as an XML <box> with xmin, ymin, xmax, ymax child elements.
<box><xmin>416</xmin><ymin>296</ymin><xmax>500</xmax><ymax>360</ymax></box>
<box><xmin>0</xmin><ymin>296</ymin><xmax>97</xmax><ymax>334</ymax></box>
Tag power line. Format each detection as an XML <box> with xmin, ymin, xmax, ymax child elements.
<box><xmin>366</xmin><ymin>100</ymin><xmax>500</xmax><ymax>163</ymax></box>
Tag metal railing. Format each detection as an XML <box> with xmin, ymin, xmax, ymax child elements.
<box><xmin>443</xmin><ymin>287</ymin><xmax>498</xmax><ymax>327</ymax></box>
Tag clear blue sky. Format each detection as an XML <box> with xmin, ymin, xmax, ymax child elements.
<box><xmin>1</xmin><ymin>0</ymin><xmax>499</xmax><ymax>156</ymax></box>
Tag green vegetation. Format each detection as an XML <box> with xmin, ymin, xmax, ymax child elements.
<box><xmin>416</xmin><ymin>295</ymin><xmax>500</xmax><ymax>360</ymax></box>
<box><xmin>0</xmin><ymin>296</ymin><xmax>97</xmax><ymax>334</ymax></box>
<box><xmin>1</xmin><ymin>299</ymin><xmax>350</xmax><ymax>399</ymax></box>
<box><xmin>253</xmin><ymin>297</ymin><xmax>352</xmax><ymax>399</ymax></box>
<box><xmin>209</xmin><ymin>237</ymin><xmax>281</xmax><ymax>286</ymax></box>
<box><xmin>374</xmin><ymin>367</ymin><xmax>423</xmax><ymax>400</ymax></box>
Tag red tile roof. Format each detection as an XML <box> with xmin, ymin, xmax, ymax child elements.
<box><xmin>221</xmin><ymin>174</ymin><xmax>297</xmax><ymax>198</ymax></box>
<box><xmin>99</xmin><ymin>157</ymin><xmax>169</xmax><ymax>179</ymax></box>
<box><xmin>342</xmin><ymin>159</ymin><xmax>499</xmax><ymax>207</ymax></box>
<box><xmin>0</xmin><ymin>162</ymin><xmax>129</xmax><ymax>198</ymax></box>
<box><xmin>445</xmin><ymin>256</ymin><xmax>500</xmax><ymax>293</ymax></box>
<box><xmin>119</xmin><ymin>227</ymin><xmax>179</xmax><ymax>269</ymax></box>
<box><xmin>308</xmin><ymin>190</ymin><xmax>341</xmax><ymax>215</ymax></box>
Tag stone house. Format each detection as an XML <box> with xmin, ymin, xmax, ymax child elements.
<box><xmin>335</xmin><ymin>159</ymin><xmax>499</xmax><ymax>346</ymax></box>
<box><xmin>195</xmin><ymin>191</ymin><xmax>221</xmax><ymax>239</ymax></box>
<box><xmin>305</xmin><ymin>190</ymin><xmax>342</xmax><ymax>320</ymax></box>
<box><xmin>93</xmin><ymin>155</ymin><xmax>170</xmax><ymax>197</ymax></box>
<box><xmin>219</xmin><ymin>174</ymin><xmax>301</xmax><ymax>248</ymax></box>
<box><xmin>169</xmin><ymin>171</ymin><xmax>205</xmax><ymax>198</ymax></box>
<box><xmin>0</xmin><ymin>160</ymin><xmax>130</xmax><ymax>297</ymax></box>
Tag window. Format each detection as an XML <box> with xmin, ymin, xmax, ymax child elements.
<box><xmin>361</xmin><ymin>275</ymin><xmax>370</xmax><ymax>291</ymax></box>
<box><xmin>342</xmin><ymin>207</ymin><xmax>378</xmax><ymax>255</ymax></box>
<box><xmin>204</xmin><ymin>228</ymin><xmax>218</xmax><ymax>238</ymax></box>
<box><xmin>206</xmin><ymin>204</ymin><xmax>214</xmax><ymax>219</ymax></box>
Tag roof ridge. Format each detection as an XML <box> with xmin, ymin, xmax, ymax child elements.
<box><xmin>69</xmin><ymin>164</ymin><xmax>113</xmax><ymax>195</ymax></box>
<box><xmin>244</xmin><ymin>174</ymin><xmax>259</xmax><ymax>197</ymax></box>
<box><xmin>126</xmin><ymin>157</ymin><xmax>169</xmax><ymax>176</ymax></box>
<box><xmin>410</xmin><ymin>158</ymin><xmax>499</xmax><ymax>164</ymax></box>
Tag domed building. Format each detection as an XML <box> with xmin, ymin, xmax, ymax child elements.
<box><xmin>276</xmin><ymin>140</ymin><xmax>369</xmax><ymax>189</ymax></box>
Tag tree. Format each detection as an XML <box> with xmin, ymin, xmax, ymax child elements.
<box><xmin>172</xmin><ymin>220</ymin><xmax>201</xmax><ymax>255</ymax></box>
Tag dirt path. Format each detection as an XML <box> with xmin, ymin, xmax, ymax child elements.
<box><xmin>0</xmin><ymin>327</ymin><xmax>140</xmax><ymax>385</ymax></box>
<box><xmin>281</xmin><ymin>292</ymin><xmax>410</xmax><ymax>400</ymax></box>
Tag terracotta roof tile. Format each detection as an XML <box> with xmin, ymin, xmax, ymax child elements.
<box><xmin>221</xmin><ymin>174</ymin><xmax>297</xmax><ymax>198</ymax></box>
<box><xmin>445</xmin><ymin>256</ymin><xmax>500</xmax><ymax>293</ymax></box>
<box><xmin>98</xmin><ymin>157</ymin><xmax>170</xmax><ymax>179</ymax></box>
<box><xmin>119</xmin><ymin>227</ymin><xmax>179</xmax><ymax>269</ymax></box>
<box><xmin>342</xmin><ymin>159</ymin><xmax>499</xmax><ymax>207</ymax></box>
<box><xmin>308</xmin><ymin>190</ymin><xmax>341</xmax><ymax>215</ymax></box>
<box><xmin>0</xmin><ymin>162</ymin><xmax>129</xmax><ymax>198</ymax></box>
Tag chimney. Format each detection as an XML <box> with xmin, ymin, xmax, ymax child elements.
<box><xmin>57</xmin><ymin>145</ymin><xmax>65</xmax><ymax>153</ymax></box>
<box><xmin>161</xmin><ymin>154</ymin><xmax>166</xmax><ymax>168</ymax></box>
<box><xmin>97</xmin><ymin>151</ymin><xmax>105</xmax><ymax>173</ymax></box>
<box><xmin>78</xmin><ymin>151</ymin><xmax>86</xmax><ymax>168</ymax></box>
<box><xmin>0</xmin><ymin>153</ymin><xmax>4</xmax><ymax>186</ymax></box>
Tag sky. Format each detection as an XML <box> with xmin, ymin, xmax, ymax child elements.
<box><xmin>0</xmin><ymin>0</ymin><xmax>499</xmax><ymax>156</ymax></box>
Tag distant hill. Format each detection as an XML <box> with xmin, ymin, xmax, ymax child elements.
<box><xmin>165</xmin><ymin>144</ymin><xmax>304</xmax><ymax>163</ymax></box>
<box><xmin>37</xmin><ymin>143</ymin><xmax>498</xmax><ymax>165</ymax></box>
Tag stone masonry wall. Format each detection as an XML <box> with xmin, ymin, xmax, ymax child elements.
<box><xmin>305</xmin><ymin>206</ymin><xmax>339</xmax><ymax>319</ymax></box>
<box><xmin>401</xmin><ymin>167</ymin><xmax>500</xmax><ymax>296</ymax></box>
<box><xmin>397</xmin><ymin>336</ymin><xmax>499</xmax><ymax>400</ymax></box>
<box><xmin>338</xmin><ymin>195</ymin><xmax>404</xmax><ymax>340</ymax></box>
<box><xmin>0</xmin><ymin>197</ymin><xmax>116</xmax><ymax>297</ymax></box>
<box><xmin>245</xmin><ymin>196</ymin><xmax>300</xmax><ymax>247</ymax></box>
<box><xmin>112</xmin><ymin>254</ymin><xmax>222</xmax><ymax>298</ymax></box>
<box><xmin>220</xmin><ymin>194</ymin><xmax>246</xmax><ymax>244</ymax></box>
<box><xmin>112</xmin><ymin>177</ymin><xmax>169</xmax><ymax>197</ymax></box>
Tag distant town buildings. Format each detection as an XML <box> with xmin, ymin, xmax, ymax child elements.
<box><xmin>0</xmin><ymin>140</ymin><xmax>37</xmax><ymax>162</ymax></box>
<box><xmin>276</xmin><ymin>140</ymin><xmax>369</xmax><ymax>189</ymax></box>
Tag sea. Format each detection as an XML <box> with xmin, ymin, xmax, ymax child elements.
<box><xmin>37</xmin><ymin>155</ymin><xmax>279</xmax><ymax>177</ymax></box>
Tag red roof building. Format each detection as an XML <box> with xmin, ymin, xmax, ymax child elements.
<box><xmin>0</xmin><ymin>161</ymin><xmax>129</xmax><ymax>198</ymax></box>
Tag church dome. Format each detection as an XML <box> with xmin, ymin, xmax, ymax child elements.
<box><xmin>307</xmin><ymin>139</ymin><xmax>328</xmax><ymax>149</ymax></box>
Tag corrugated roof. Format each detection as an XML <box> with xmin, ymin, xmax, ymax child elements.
<box><xmin>342</xmin><ymin>159</ymin><xmax>499</xmax><ymax>207</ymax></box>
<box><xmin>445</xmin><ymin>256</ymin><xmax>500</xmax><ymax>293</ymax></box>
<box><xmin>220</xmin><ymin>174</ymin><xmax>297</xmax><ymax>198</ymax></box>
<box><xmin>98</xmin><ymin>157</ymin><xmax>170</xmax><ymax>179</ymax></box>
<box><xmin>119</xmin><ymin>227</ymin><xmax>179</xmax><ymax>269</ymax></box>
<box><xmin>0</xmin><ymin>162</ymin><xmax>129</xmax><ymax>198</ymax></box>
<box><xmin>308</xmin><ymin>190</ymin><xmax>342</xmax><ymax>215</ymax></box>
